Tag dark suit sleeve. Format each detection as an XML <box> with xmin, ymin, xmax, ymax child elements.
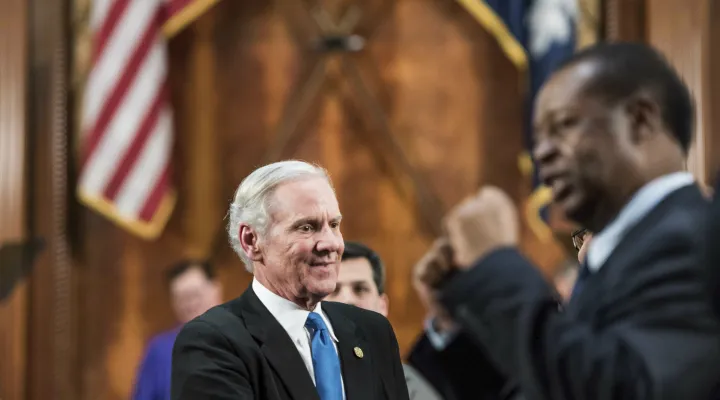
<box><xmin>440</xmin><ymin>243</ymin><xmax>720</xmax><ymax>400</ymax></box>
<box><xmin>407</xmin><ymin>333</ymin><xmax>506</xmax><ymax>400</ymax></box>
<box><xmin>171</xmin><ymin>319</ymin><xmax>254</xmax><ymax>400</ymax></box>
<box><xmin>706</xmin><ymin>179</ymin><xmax>720</xmax><ymax>317</ymax></box>
<box><xmin>385</xmin><ymin>318</ymin><xmax>411</xmax><ymax>400</ymax></box>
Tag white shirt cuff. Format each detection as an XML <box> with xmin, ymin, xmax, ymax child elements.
<box><xmin>424</xmin><ymin>317</ymin><xmax>458</xmax><ymax>351</ymax></box>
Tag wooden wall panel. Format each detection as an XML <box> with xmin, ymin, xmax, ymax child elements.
<box><xmin>71</xmin><ymin>0</ymin><xmax>567</xmax><ymax>398</ymax></box>
<box><xmin>26</xmin><ymin>0</ymin><xmax>76</xmax><ymax>396</ymax></box>
<box><xmin>707</xmin><ymin>0</ymin><xmax>720</xmax><ymax>181</ymax></box>
<box><xmin>646</xmin><ymin>0</ymin><xmax>711</xmax><ymax>184</ymax></box>
<box><xmin>207</xmin><ymin>0</ymin><xmax>563</xmax><ymax>352</ymax></box>
<box><xmin>0</xmin><ymin>0</ymin><xmax>28</xmax><ymax>399</ymax></box>
<box><xmin>605</xmin><ymin>0</ymin><xmax>645</xmax><ymax>41</ymax></box>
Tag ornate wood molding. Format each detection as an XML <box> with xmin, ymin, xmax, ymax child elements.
<box><xmin>0</xmin><ymin>0</ymin><xmax>29</xmax><ymax>398</ymax></box>
<box><xmin>646</xmin><ymin>0</ymin><xmax>710</xmax><ymax>184</ymax></box>
<box><xmin>26</xmin><ymin>0</ymin><xmax>75</xmax><ymax>397</ymax></box>
<box><xmin>268</xmin><ymin>1</ymin><xmax>445</xmax><ymax>235</ymax></box>
<box><xmin>604</xmin><ymin>0</ymin><xmax>645</xmax><ymax>41</ymax></box>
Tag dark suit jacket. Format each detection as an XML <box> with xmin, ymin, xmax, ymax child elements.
<box><xmin>439</xmin><ymin>185</ymin><xmax>720</xmax><ymax>400</ymax></box>
<box><xmin>407</xmin><ymin>332</ymin><xmax>507</xmax><ymax>400</ymax></box>
<box><xmin>171</xmin><ymin>286</ymin><xmax>410</xmax><ymax>400</ymax></box>
<box><xmin>706</xmin><ymin>175</ymin><xmax>720</xmax><ymax>318</ymax></box>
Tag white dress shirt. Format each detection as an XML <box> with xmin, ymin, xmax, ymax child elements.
<box><xmin>252</xmin><ymin>279</ymin><xmax>346</xmax><ymax>398</ymax></box>
<box><xmin>586</xmin><ymin>171</ymin><xmax>695</xmax><ymax>271</ymax></box>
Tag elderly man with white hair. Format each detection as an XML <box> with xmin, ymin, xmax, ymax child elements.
<box><xmin>171</xmin><ymin>160</ymin><xmax>410</xmax><ymax>400</ymax></box>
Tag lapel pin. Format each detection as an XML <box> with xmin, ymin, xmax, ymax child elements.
<box><xmin>353</xmin><ymin>346</ymin><xmax>364</xmax><ymax>359</ymax></box>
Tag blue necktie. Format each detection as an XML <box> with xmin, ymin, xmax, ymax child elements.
<box><xmin>305</xmin><ymin>312</ymin><xmax>343</xmax><ymax>400</ymax></box>
<box><xmin>570</xmin><ymin>262</ymin><xmax>591</xmax><ymax>300</ymax></box>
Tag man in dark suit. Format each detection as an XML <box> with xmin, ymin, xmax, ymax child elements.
<box><xmin>171</xmin><ymin>161</ymin><xmax>410</xmax><ymax>400</ymax></box>
<box><xmin>417</xmin><ymin>42</ymin><xmax>720</xmax><ymax>400</ymax></box>
<box><xmin>408</xmin><ymin>243</ymin><xmax>508</xmax><ymax>400</ymax></box>
<box><xmin>707</xmin><ymin>176</ymin><xmax>720</xmax><ymax>318</ymax></box>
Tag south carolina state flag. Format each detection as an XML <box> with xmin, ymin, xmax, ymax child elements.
<box><xmin>457</xmin><ymin>0</ymin><xmax>578</xmax><ymax>240</ymax></box>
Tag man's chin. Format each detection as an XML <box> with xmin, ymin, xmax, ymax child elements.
<box><xmin>561</xmin><ymin>196</ymin><xmax>592</xmax><ymax>226</ymax></box>
<box><xmin>305</xmin><ymin>279</ymin><xmax>337</xmax><ymax>300</ymax></box>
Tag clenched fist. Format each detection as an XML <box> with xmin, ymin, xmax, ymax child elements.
<box><xmin>443</xmin><ymin>186</ymin><xmax>519</xmax><ymax>269</ymax></box>
<box><xmin>413</xmin><ymin>238</ymin><xmax>455</xmax><ymax>291</ymax></box>
<box><xmin>412</xmin><ymin>238</ymin><xmax>457</xmax><ymax>331</ymax></box>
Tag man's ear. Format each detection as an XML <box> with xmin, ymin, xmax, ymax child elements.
<box><xmin>625</xmin><ymin>93</ymin><xmax>663</xmax><ymax>145</ymax></box>
<box><xmin>239</xmin><ymin>224</ymin><xmax>263</xmax><ymax>262</ymax></box>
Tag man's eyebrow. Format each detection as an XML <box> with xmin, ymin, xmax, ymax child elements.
<box><xmin>290</xmin><ymin>215</ymin><xmax>342</xmax><ymax>227</ymax></box>
<box><xmin>291</xmin><ymin>217</ymin><xmax>317</xmax><ymax>226</ymax></box>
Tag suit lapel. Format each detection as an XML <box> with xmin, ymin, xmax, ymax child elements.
<box><xmin>323</xmin><ymin>302</ymin><xmax>374</xmax><ymax>400</ymax></box>
<box><xmin>571</xmin><ymin>185</ymin><xmax>706</xmax><ymax>315</ymax></box>
<box><xmin>237</xmin><ymin>288</ymin><xmax>320</xmax><ymax>400</ymax></box>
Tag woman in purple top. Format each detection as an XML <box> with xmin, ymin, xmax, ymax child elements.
<box><xmin>132</xmin><ymin>260</ymin><xmax>222</xmax><ymax>400</ymax></box>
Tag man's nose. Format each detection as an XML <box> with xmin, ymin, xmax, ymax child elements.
<box><xmin>315</xmin><ymin>226</ymin><xmax>342</xmax><ymax>254</ymax></box>
<box><xmin>533</xmin><ymin>139</ymin><xmax>560</xmax><ymax>183</ymax></box>
<box><xmin>533</xmin><ymin>139</ymin><xmax>557</xmax><ymax>165</ymax></box>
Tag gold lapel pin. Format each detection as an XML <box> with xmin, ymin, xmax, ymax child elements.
<box><xmin>353</xmin><ymin>347</ymin><xmax>364</xmax><ymax>359</ymax></box>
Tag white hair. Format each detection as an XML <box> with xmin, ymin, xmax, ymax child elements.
<box><xmin>227</xmin><ymin>160</ymin><xmax>330</xmax><ymax>272</ymax></box>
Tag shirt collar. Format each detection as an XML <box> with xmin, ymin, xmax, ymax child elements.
<box><xmin>586</xmin><ymin>171</ymin><xmax>694</xmax><ymax>271</ymax></box>
<box><xmin>252</xmin><ymin>278</ymin><xmax>339</xmax><ymax>342</ymax></box>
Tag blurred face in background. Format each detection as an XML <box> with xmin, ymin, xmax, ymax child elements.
<box><xmin>327</xmin><ymin>257</ymin><xmax>388</xmax><ymax>316</ymax></box>
<box><xmin>170</xmin><ymin>266</ymin><xmax>222</xmax><ymax>323</ymax></box>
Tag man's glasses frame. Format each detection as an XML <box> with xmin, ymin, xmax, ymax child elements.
<box><xmin>571</xmin><ymin>228</ymin><xmax>588</xmax><ymax>251</ymax></box>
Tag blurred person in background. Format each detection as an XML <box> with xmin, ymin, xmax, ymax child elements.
<box><xmin>416</xmin><ymin>42</ymin><xmax>720</xmax><ymax>400</ymax></box>
<box><xmin>132</xmin><ymin>260</ymin><xmax>223</xmax><ymax>400</ymax></box>
<box><xmin>410</xmin><ymin>243</ymin><xmax>510</xmax><ymax>400</ymax></box>
<box><xmin>325</xmin><ymin>241</ymin><xmax>442</xmax><ymax>400</ymax></box>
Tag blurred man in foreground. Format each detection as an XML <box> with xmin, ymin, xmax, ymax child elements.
<box><xmin>171</xmin><ymin>160</ymin><xmax>410</xmax><ymax>400</ymax></box>
<box><xmin>708</xmin><ymin>176</ymin><xmax>720</xmax><ymax>318</ymax></box>
<box><xmin>133</xmin><ymin>260</ymin><xmax>222</xmax><ymax>400</ymax></box>
<box><xmin>417</xmin><ymin>42</ymin><xmax>720</xmax><ymax>399</ymax></box>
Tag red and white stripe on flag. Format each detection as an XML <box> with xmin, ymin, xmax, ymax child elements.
<box><xmin>78</xmin><ymin>0</ymin><xmax>217</xmax><ymax>239</ymax></box>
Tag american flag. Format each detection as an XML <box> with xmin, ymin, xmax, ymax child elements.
<box><xmin>78</xmin><ymin>0</ymin><xmax>217</xmax><ymax>239</ymax></box>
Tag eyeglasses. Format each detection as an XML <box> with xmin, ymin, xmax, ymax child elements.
<box><xmin>571</xmin><ymin>228</ymin><xmax>589</xmax><ymax>251</ymax></box>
